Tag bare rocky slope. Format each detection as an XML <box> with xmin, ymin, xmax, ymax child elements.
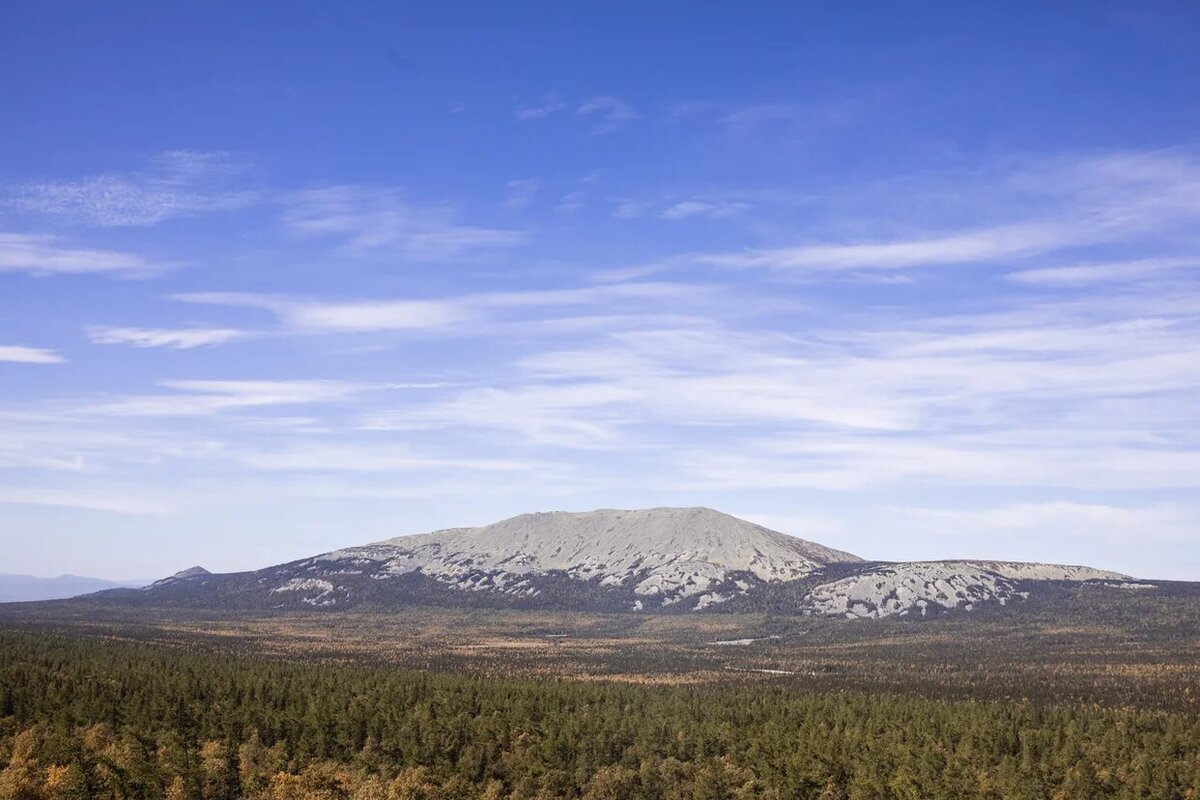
<box><xmin>120</xmin><ymin>507</ymin><xmax>1137</xmax><ymax>619</ymax></box>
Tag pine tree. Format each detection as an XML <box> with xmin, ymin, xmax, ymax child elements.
<box><xmin>165</xmin><ymin>775</ymin><xmax>189</xmax><ymax>800</ymax></box>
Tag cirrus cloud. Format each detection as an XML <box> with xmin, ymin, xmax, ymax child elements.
<box><xmin>87</xmin><ymin>326</ymin><xmax>251</xmax><ymax>349</ymax></box>
<box><xmin>0</xmin><ymin>345</ymin><xmax>65</xmax><ymax>364</ymax></box>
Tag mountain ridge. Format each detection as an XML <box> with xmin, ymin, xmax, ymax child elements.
<box><xmin>0</xmin><ymin>573</ymin><xmax>148</xmax><ymax>603</ymax></box>
<box><xmin>76</xmin><ymin>506</ymin><xmax>1136</xmax><ymax>619</ymax></box>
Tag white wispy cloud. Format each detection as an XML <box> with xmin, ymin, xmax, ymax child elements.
<box><xmin>556</xmin><ymin>191</ymin><xmax>586</xmax><ymax>213</ymax></box>
<box><xmin>678</xmin><ymin>151</ymin><xmax>1200</xmax><ymax>276</ymax></box>
<box><xmin>280</xmin><ymin>186</ymin><xmax>527</xmax><ymax>257</ymax></box>
<box><xmin>660</xmin><ymin>199</ymin><xmax>749</xmax><ymax>220</ymax></box>
<box><xmin>719</xmin><ymin>100</ymin><xmax>861</xmax><ymax>141</ymax></box>
<box><xmin>360</xmin><ymin>280</ymin><xmax>1199</xmax><ymax>496</ymax></box>
<box><xmin>504</xmin><ymin>178</ymin><xmax>541</xmax><ymax>209</ymax></box>
<box><xmin>890</xmin><ymin>501</ymin><xmax>1200</xmax><ymax>544</ymax></box>
<box><xmin>720</xmin><ymin>102</ymin><xmax>809</xmax><ymax>132</ymax></box>
<box><xmin>679</xmin><ymin>434</ymin><xmax>1200</xmax><ymax>493</ymax></box>
<box><xmin>7</xmin><ymin>150</ymin><xmax>255</xmax><ymax>227</ymax></box>
<box><xmin>174</xmin><ymin>281</ymin><xmax>702</xmax><ymax>334</ymax></box>
<box><xmin>362</xmin><ymin>382</ymin><xmax>640</xmax><ymax>449</ymax></box>
<box><xmin>0</xmin><ymin>407</ymin><xmax>287</xmax><ymax>476</ymax></box>
<box><xmin>517</xmin><ymin>94</ymin><xmax>635</xmax><ymax>131</ymax></box>
<box><xmin>697</xmin><ymin>223</ymin><xmax>1075</xmax><ymax>272</ymax></box>
<box><xmin>0</xmin><ymin>486</ymin><xmax>173</xmax><ymax>515</ymax></box>
<box><xmin>175</xmin><ymin>292</ymin><xmax>475</xmax><ymax>332</ymax></box>
<box><xmin>235</xmin><ymin>443</ymin><xmax>540</xmax><ymax>473</ymax></box>
<box><xmin>611</xmin><ymin>200</ymin><xmax>651</xmax><ymax>219</ymax></box>
<box><xmin>515</xmin><ymin>93</ymin><xmax>566</xmax><ymax>121</ymax></box>
<box><xmin>86</xmin><ymin>380</ymin><xmax>364</xmax><ymax>417</ymax></box>
<box><xmin>0</xmin><ymin>411</ymin><xmax>165</xmax><ymax>472</ymax></box>
<box><xmin>0</xmin><ymin>233</ymin><xmax>157</xmax><ymax>276</ymax></box>
<box><xmin>577</xmin><ymin>95</ymin><xmax>637</xmax><ymax>133</ymax></box>
<box><xmin>0</xmin><ymin>345</ymin><xmax>64</xmax><ymax>364</ymax></box>
<box><xmin>1006</xmin><ymin>257</ymin><xmax>1198</xmax><ymax>286</ymax></box>
<box><xmin>264</xmin><ymin>473</ymin><xmax>595</xmax><ymax>503</ymax></box>
<box><xmin>496</xmin><ymin>328</ymin><xmax>922</xmax><ymax>435</ymax></box>
<box><xmin>87</xmin><ymin>326</ymin><xmax>250</xmax><ymax>349</ymax></box>
<box><xmin>5</xmin><ymin>145</ymin><xmax>1198</xmax><ymax>578</ymax></box>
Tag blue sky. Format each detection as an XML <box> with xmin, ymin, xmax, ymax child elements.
<box><xmin>2</xmin><ymin>2</ymin><xmax>1198</xmax><ymax>580</ymax></box>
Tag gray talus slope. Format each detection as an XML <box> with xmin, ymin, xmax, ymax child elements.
<box><xmin>805</xmin><ymin>560</ymin><xmax>1130</xmax><ymax>619</ymax></box>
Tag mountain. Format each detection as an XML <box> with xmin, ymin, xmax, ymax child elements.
<box><xmin>146</xmin><ymin>566</ymin><xmax>211</xmax><ymax>589</ymax></box>
<box><xmin>97</xmin><ymin>507</ymin><xmax>1137</xmax><ymax>619</ymax></box>
<box><xmin>0</xmin><ymin>573</ymin><xmax>148</xmax><ymax>603</ymax></box>
<box><xmin>319</xmin><ymin>507</ymin><xmax>864</xmax><ymax>609</ymax></box>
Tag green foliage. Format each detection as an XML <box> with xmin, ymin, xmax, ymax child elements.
<box><xmin>0</xmin><ymin>632</ymin><xmax>1197</xmax><ymax>799</ymax></box>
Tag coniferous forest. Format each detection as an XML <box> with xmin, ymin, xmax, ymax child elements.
<box><xmin>1</xmin><ymin>632</ymin><xmax>1199</xmax><ymax>800</ymax></box>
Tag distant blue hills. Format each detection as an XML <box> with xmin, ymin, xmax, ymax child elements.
<box><xmin>0</xmin><ymin>573</ymin><xmax>149</xmax><ymax>603</ymax></box>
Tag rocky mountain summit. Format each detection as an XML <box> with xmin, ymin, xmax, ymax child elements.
<box><xmin>147</xmin><ymin>566</ymin><xmax>211</xmax><ymax>589</ymax></box>
<box><xmin>122</xmin><ymin>507</ymin><xmax>1134</xmax><ymax>619</ymax></box>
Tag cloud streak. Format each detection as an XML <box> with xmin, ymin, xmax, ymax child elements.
<box><xmin>670</xmin><ymin>151</ymin><xmax>1200</xmax><ymax>277</ymax></box>
<box><xmin>0</xmin><ymin>345</ymin><xmax>64</xmax><ymax>364</ymax></box>
<box><xmin>698</xmin><ymin>223</ymin><xmax>1072</xmax><ymax>271</ymax></box>
<box><xmin>577</xmin><ymin>96</ymin><xmax>637</xmax><ymax>133</ymax></box>
<box><xmin>85</xmin><ymin>380</ymin><xmax>365</xmax><ymax>417</ymax></box>
<box><xmin>515</xmin><ymin>94</ymin><xmax>566</xmax><ymax>121</ymax></box>
<box><xmin>0</xmin><ymin>486</ymin><xmax>173</xmax><ymax>515</ymax></box>
<box><xmin>174</xmin><ymin>281</ymin><xmax>704</xmax><ymax>334</ymax></box>
<box><xmin>661</xmin><ymin>199</ymin><xmax>749</xmax><ymax>220</ymax></box>
<box><xmin>279</xmin><ymin>185</ymin><xmax>527</xmax><ymax>257</ymax></box>
<box><xmin>88</xmin><ymin>326</ymin><xmax>250</xmax><ymax>349</ymax></box>
<box><xmin>7</xmin><ymin>150</ymin><xmax>255</xmax><ymax>227</ymax></box>
<box><xmin>1006</xmin><ymin>257</ymin><xmax>1199</xmax><ymax>287</ymax></box>
<box><xmin>0</xmin><ymin>233</ymin><xmax>157</xmax><ymax>276</ymax></box>
<box><xmin>504</xmin><ymin>179</ymin><xmax>541</xmax><ymax>209</ymax></box>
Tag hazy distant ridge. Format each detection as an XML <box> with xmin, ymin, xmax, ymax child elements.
<box><xmin>0</xmin><ymin>574</ymin><xmax>147</xmax><ymax>603</ymax></box>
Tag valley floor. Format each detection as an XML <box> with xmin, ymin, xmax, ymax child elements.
<box><xmin>1</xmin><ymin>580</ymin><xmax>1199</xmax><ymax>713</ymax></box>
